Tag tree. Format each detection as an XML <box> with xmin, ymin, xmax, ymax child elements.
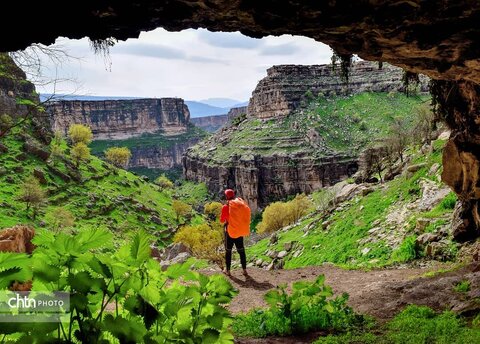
<box><xmin>44</xmin><ymin>207</ymin><xmax>74</xmax><ymax>232</ymax></box>
<box><xmin>68</xmin><ymin>124</ymin><xmax>93</xmax><ymax>145</ymax></box>
<box><xmin>388</xmin><ymin>117</ymin><xmax>411</xmax><ymax>163</ymax></box>
<box><xmin>155</xmin><ymin>174</ymin><xmax>174</xmax><ymax>189</ymax></box>
<box><xmin>362</xmin><ymin>145</ymin><xmax>388</xmax><ymax>182</ymax></box>
<box><xmin>413</xmin><ymin>103</ymin><xmax>436</xmax><ymax>144</ymax></box>
<box><xmin>104</xmin><ymin>147</ymin><xmax>132</xmax><ymax>168</ymax></box>
<box><xmin>172</xmin><ymin>200</ymin><xmax>192</xmax><ymax>222</ymax></box>
<box><xmin>16</xmin><ymin>176</ymin><xmax>47</xmax><ymax>219</ymax></box>
<box><xmin>71</xmin><ymin>142</ymin><xmax>90</xmax><ymax>167</ymax></box>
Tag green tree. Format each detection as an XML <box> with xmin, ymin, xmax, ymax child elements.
<box><xmin>155</xmin><ymin>174</ymin><xmax>174</xmax><ymax>189</ymax></box>
<box><xmin>105</xmin><ymin>146</ymin><xmax>132</xmax><ymax>168</ymax></box>
<box><xmin>44</xmin><ymin>207</ymin><xmax>74</xmax><ymax>232</ymax></box>
<box><xmin>172</xmin><ymin>200</ymin><xmax>192</xmax><ymax>222</ymax></box>
<box><xmin>71</xmin><ymin>142</ymin><xmax>90</xmax><ymax>167</ymax></box>
<box><xmin>16</xmin><ymin>175</ymin><xmax>47</xmax><ymax>219</ymax></box>
<box><xmin>68</xmin><ymin>123</ymin><xmax>93</xmax><ymax>145</ymax></box>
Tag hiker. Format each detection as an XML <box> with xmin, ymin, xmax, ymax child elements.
<box><xmin>220</xmin><ymin>189</ymin><xmax>251</xmax><ymax>276</ymax></box>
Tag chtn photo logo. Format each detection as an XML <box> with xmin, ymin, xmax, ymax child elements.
<box><xmin>7</xmin><ymin>293</ymin><xmax>65</xmax><ymax>309</ymax></box>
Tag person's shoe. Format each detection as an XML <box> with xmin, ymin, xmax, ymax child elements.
<box><xmin>223</xmin><ymin>269</ymin><xmax>232</xmax><ymax>277</ymax></box>
<box><xmin>242</xmin><ymin>269</ymin><xmax>249</xmax><ymax>276</ymax></box>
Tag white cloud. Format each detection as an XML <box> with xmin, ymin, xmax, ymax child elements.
<box><xmin>34</xmin><ymin>28</ymin><xmax>333</xmax><ymax>101</ymax></box>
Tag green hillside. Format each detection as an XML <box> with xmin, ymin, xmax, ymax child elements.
<box><xmin>189</xmin><ymin>92</ymin><xmax>429</xmax><ymax>163</ymax></box>
<box><xmin>246</xmin><ymin>138</ymin><xmax>457</xmax><ymax>269</ymax></box>
<box><xmin>0</xmin><ymin>123</ymin><xmax>183</xmax><ymax>245</ymax></box>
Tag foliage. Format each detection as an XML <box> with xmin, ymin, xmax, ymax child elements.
<box><xmin>233</xmin><ymin>275</ymin><xmax>363</xmax><ymax>337</ymax></box>
<box><xmin>43</xmin><ymin>207</ymin><xmax>74</xmax><ymax>232</ymax></box>
<box><xmin>316</xmin><ymin>305</ymin><xmax>480</xmax><ymax>344</ymax></box>
<box><xmin>174</xmin><ymin>222</ymin><xmax>225</xmax><ymax>268</ymax></box>
<box><xmin>453</xmin><ymin>280</ymin><xmax>471</xmax><ymax>293</ymax></box>
<box><xmin>257</xmin><ymin>194</ymin><xmax>312</xmax><ymax>233</ymax></box>
<box><xmin>0</xmin><ymin>113</ymin><xmax>13</xmax><ymax>132</ymax></box>
<box><xmin>0</xmin><ymin>229</ymin><xmax>237</xmax><ymax>343</ymax></box>
<box><xmin>390</xmin><ymin>235</ymin><xmax>418</xmax><ymax>263</ymax></box>
<box><xmin>104</xmin><ymin>146</ymin><xmax>132</xmax><ymax>168</ymax></box>
<box><xmin>155</xmin><ymin>174</ymin><xmax>174</xmax><ymax>189</ymax></box>
<box><xmin>68</xmin><ymin>123</ymin><xmax>93</xmax><ymax>145</ymax></box>
<box><xmin>174</xmin><ymin>181</ymin><xmax>210</xmax><ymax>208</ymax></box>
<box><xmin>16</xmin><ymin>175</ymin><xmax>46</xmax><ymax>219</ymax></box>
<box><xmin>172</xmin><ymin>200</ymin><xmax>192</xmax><ymax>222</ymax></box>
<box><xmin>204</xmin><ymin>201</ymin><xmax>223</xmax><ymax>221</ymax></box>
<box><xmin>50</xmin><ymin>130</ymin><xmax>66</xmax><ymax>162</ymax></box>
<box><xmin>71</xmin><ymin>142</ymin><xmax>91</xmax><ymax>167</ymax></box>
<box><xmin>439</xmin><ymin>192</ymin><xmax>457</xmax><ymax>210</ymax></box>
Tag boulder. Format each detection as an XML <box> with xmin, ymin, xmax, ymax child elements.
<box><xmin>0</xmin><ymin>225</ymin><xmax>35</xmax><ymax>254</ymax></box>
<box><xmin>406</xmin><ymin>163</ymin><xmax>427</xmax><ymax>173</ymax></box>
<box><xmin>415</xmin><ymin>219</ymin><xmax>431</xmax><ymax>233</ymax></box>
<box><xmin>269</xmin><ymin>233</ymin><xmax>278</xmax><ymax>245</ymax></box>
<box><xmin>417</xmin><ymin>179</ymin><xmax>451</xmax><ymax>211</ymax></box>
<box><xmin>451</xmin><ymin>201</ymin><xmax>480</xmax><ymax>242</ymax></box>
<box><xmin>150</xmin><ymin>215</ymin><xmax>162</xmax><ymax>225</ymax></box>
<box><xmin>165</xmin><ymin>243</ymin><xmax>190</xmax><ymax>260</ymax></box>
<box><xmin>23</xmin><ymin>141</ymin><xmax>50</xmax><ymax>161</ymax></box>
<box><xmin>416</xmin><ymin>232</ymin><xmax>439</xmax><ymax>246</ymax></box>
<box><xmin>33</xmin><ymin>168</ymin><xmax>48</xmax><ymax>185</ymax></box>
<box><xmin>277</xmin><ymin>250</ymin><xmax>288</xmax><ymax>258</ymax></box>
<box><xmin>284</xmin><ymin>242</ymin><xmax>294</xmax><ymax>252</ymax></box>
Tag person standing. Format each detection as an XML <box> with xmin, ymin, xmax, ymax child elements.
<box><xmin>220</xmin><ymin>189</ymin><xmax>251</xmax><ymax>276</ymax></box>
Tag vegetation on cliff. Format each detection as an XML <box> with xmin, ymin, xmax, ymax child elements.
<box><xmin>188</xmin><ymin>92</ymin><xmax>428</xmax><ymax>164</ymax></box>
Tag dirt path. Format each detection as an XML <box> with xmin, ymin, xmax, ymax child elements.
<box><xmin>204</xmin><ymin>262</ymin><xmax>480</xmax><ymax>343</ymax></box>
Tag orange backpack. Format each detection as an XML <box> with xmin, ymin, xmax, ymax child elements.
<box><xmin>227</xmin><ymin>198</ymin><xmax>251</xmax><ymax>238</ymax></box>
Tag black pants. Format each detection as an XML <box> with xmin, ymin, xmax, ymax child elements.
<box><xmin>225</xmin><ymin>231</ymin><xmax>247</xmax><ymax>271</ymax></box>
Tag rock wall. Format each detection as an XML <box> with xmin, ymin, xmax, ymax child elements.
<box><xmin>130</xmin><ymin>139</ymin><xmax>200</xmax><ymax>170</ymax></box>
<box><xmin>248</xmin><ymin>61</ymin><xmax>428</xmax><ymax>119</ymax></box>
<box><xmin>227</xmin><ymin>106</ymin><xmax>248</xmax><ymax>121</ymax></box>
<box><xmin>47</xmin><ymin>98</ymin><xmax>190</xmax><ymax>140</ymax></box>
<box><xmin>184</xmin><ymin>153</ymin><xmax>357</xmax><ymax>211</ymax></box>
<box><xmin>191</xmin><ymin>115</ymin><xmax>228</xmax><ymax>133</ymax></box>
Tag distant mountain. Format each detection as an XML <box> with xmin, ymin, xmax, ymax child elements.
<box><xmin>199</xmin><ymin>98</ymin><xmax>242</xmax><ymax>108</ymax></box>
<box><xmin>185</xmin><ymin>101</ymin><xmax>228</xmax><ymax>118</ymax></box>
<box><xmin>232</xmin><ymin>101</ymin><xmax>249</xmax><ymax>108</ymax></box>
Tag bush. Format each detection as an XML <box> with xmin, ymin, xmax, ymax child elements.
<box><xmin>68</xmin><ymin>123</ymin><xmax>93</xmax><ymax>145</ymax></box>
<box><xmin>257</xmin><ymin>194</ymin><xmax>312</xmax><ymax>233</ymax></box>
<box><xmin>104</xmin><ymin>146</ymin><xmax>132</xmax><ymax>168</ymax></box>
<box><xmin>172</xmin><ymin>200</ymin><xmax>192</xmax><ymax>222</ymax></box>
<box><xmin>439</xmin><ymin>192</ymin><xmax>457</xmax><ymax>210</ymax></box>
<box><xmin>233</xmin><ymin>275</ymin><xmax>363</xmax><ymax>338</ymax></box>
<box><xmin>204</xmin><ymin>201</ymin><xmax>223</xmax><ymax>222</ymax></box>
<box><xmin>155</xmin><ymin>174</ymin><xmax>174</xmax><ymax>189</ymax></box>
<box><xmin>71</xmin><ymin>142</ymin><xmax>91</xmax><ymax>167</ymax></box>
<box><xmin>390</xmin><ymin>235</ymin><xmax>418</xmax><ymax>263</ymax></box>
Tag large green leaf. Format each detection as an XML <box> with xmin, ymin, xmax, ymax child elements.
<box><xmin>77</xmin><ymin>228</ymin><xmax>113</xmax><ymax>251</ymax></box>
<box><xmin>130</xmin><ymin>231</ymin><xmax>151</xmax><ymax>263</ymax></box>
<box><xmin>202</xmin><ymin>328</ymin><xmax>220</xmax><ymax>344</ymax></box>
<box><xmin>0</xmin><ymin>252</ymin><xmax>32</xmax><ymax>289</ymax></box>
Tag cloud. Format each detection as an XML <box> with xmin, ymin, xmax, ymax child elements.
<box><xmin>112</xmin><ymin>42</ymin><xmax>186</xmax><ymax>59</ymax></box>
<box><xmin>196</xmin><ymin>29</ymin><xmax>264</xmax><ymax>49</ymax></box>
<box><xmin>259</xmin><ymin>43</ymin><xmax>299</xmax><ymax>56</ymax></box>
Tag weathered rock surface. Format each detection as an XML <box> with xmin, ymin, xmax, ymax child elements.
<box><xmin>191</xmin><ymin>114</ymin><xmax>228</xmax><ymax>132</ymax></box>
<box><xmin>47</xmin><ymin>98</ymin><xmax>190</xmax><ymax>140</ymax></box>
<box><xmin>248</xmin><ymin>61</ymin><xmax>427</xmax><ymax>119</ymax></box>
<box><xmin>0</xmin><ymin>225</ymin><xmax>35</xmax><ymax>254</ymax></box>
<box><xmin>184</xmin><ymin>152</ymin><xmax>357</xmax><ymax>211</ymax></box>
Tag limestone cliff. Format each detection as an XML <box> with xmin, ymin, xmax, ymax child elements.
<box><xmin>47</xmin><ymin>98</ymin><xmax>206</xmax><ymax>178</ymax></box>
<box><xmin>248</xmin><ymin>61</ymin><xmax>427</xmax><ymax>119</ymax></box>
<box><xmin>191</xmin><ymin>115</ymin><xmax>228</xmax><ymax>133</ymax></box>
<box><xmin>47</xmin><ymin>98</ymin><xmax>190</xmax><ymax>140</ymax></box>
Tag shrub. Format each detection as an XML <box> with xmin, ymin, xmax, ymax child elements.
<box><xmin>174</xmin><ymin>223</ymin><xmax>224</xmax><ymax>268</ymax></box>
<box><xmin>233</xmin><ymin>275</ymin><xmax>362</xmax><ymax>338</ymax></box>
<box><xmin>104</xmin><ymin>146</ymin><xmax>132</xmax><ymax>168</ymax></box>
<box><xmin>257</xmin><ymin>194</ymin><xmax>312</xmax><ymax>233</ymax></box>
<box><xmin>16</xmin><ymin>175</ymin><xmax>47</xmax><ymax>219</ymax></box>
<box><xmin>439</xmin><ymin>192</ymin><xmax>457</xmax><ymax>210</ymax></box>
<box><xmin>155</xmin><ymin>174</ymin><xmax>174</xmax><ymax>189</ymax></box>
<box><xmin>453</xmin><ymin>280</ymin><xmax>471</xmax><ymax>293</ymax></box>
<box><xmin>391</xmin><ymin>235</ymin><xmax>418</xmax><ymax>263</ymax></box>
<box><xmin>68</xmin><ymin>123</ymin><xmax>93</xmax><ymax>145</ymax></box>
<box><xmin>71</xmin><ymin>142</ymin><xmax>91</xmax><ymax>167</ymax></box>
<box><xmin>44</xmin><ymin>207</ymin><xmax>74</xmax><ymax>232</ymax></box>
<box><xmin>172</xmin><ymin>200</ymin><xmax>192</xmax><ymax>222</ymax></box>
<box><xmin>204</xmin><ymin>201</ymin><xmax>223</xmax><ymax>222</ymax></box>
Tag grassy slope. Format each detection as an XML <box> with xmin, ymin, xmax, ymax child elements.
<box><xmin>246</xmin><ymin>139</ymin><xmax>457</xmax><ymax>269</ymax></box>
<box><xmin>0</xmin><ymin>125</ymin><xmax>184</xmax><ymax>245</ymax></box>
<box><xmin>189</xmin><ymin>92</ymin><xmax>429</xmax><ymax>163</ymax></box>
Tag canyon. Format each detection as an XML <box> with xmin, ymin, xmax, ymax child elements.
<box><xmin>190</xmin><ymin>106</ymin><xmax>247</xmax><ymax>132</ymax></box>
<box><xmin>183</xmin><ymin>61</ymin><xmax>426</xmax><ymax>211</ymax></box>
<box><xmin>46</xmin><ymin>98</ymin><xmax>205</xmax><ymax>177</ymax></box>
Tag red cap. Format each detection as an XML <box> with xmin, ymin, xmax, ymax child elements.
<box><xmin>225</xmin><ymin>189</ymin><xmax>235</xmax><ymax>200</ymax></box>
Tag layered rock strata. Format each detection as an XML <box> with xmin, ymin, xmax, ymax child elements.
<box><xmin>248</xmin><ymin>61</ymin><xmax>427</xmax><ymax>119</ymax></box>
<box><xmin>47</xmin><ymin>98</ymin><xmax>190</xmax><ymax>140</ymax></box>
<box><xmin>191</xmin><ymin>115</ymin><xmax>228</xmax><ymax>133</ymax></box>
<box><xmin>184</xmin><ymin>153</ymin><xmax>357</xmax><ymax>211</ymax></box>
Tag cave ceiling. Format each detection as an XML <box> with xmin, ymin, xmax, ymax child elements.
<box><xmin>2</xmin><ymin>1</ymin><xmax>480</xmax><ymax>83</ymax></box>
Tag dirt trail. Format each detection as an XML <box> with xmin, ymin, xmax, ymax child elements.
<box><xmin>204</xmin><ymin>263</ymin><xmax>480</xmax><ymax>343</ymax></box>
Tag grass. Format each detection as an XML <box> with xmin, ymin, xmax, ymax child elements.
<box><xmin>315</xmin><ymin>305</ymin><xmax>480</xmax><ymax>343</ymax></box>
<box><xmin>188</xmin><ymin>92</ymin><xmax>429</xmax><ymax>164</ymax></box>
<box><xmin>454</xmin><ymin>280</ymin><xmax>471</xmax><ymax>293</ymax></box>
<box><xmin>246</xmin><ymin>138</ymin><xmax>455</xmax><ymax>269</ymax></box>
<box><xmin>0</xmin><ymin>123</ymin><xmax>182</xmax><ymax>245</ymax></box>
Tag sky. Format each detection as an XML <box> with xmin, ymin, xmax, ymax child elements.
<box><xmin>35</xmin><ymin>28</ymin><xmax>333</xmax><ymax>102</ymax></box>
